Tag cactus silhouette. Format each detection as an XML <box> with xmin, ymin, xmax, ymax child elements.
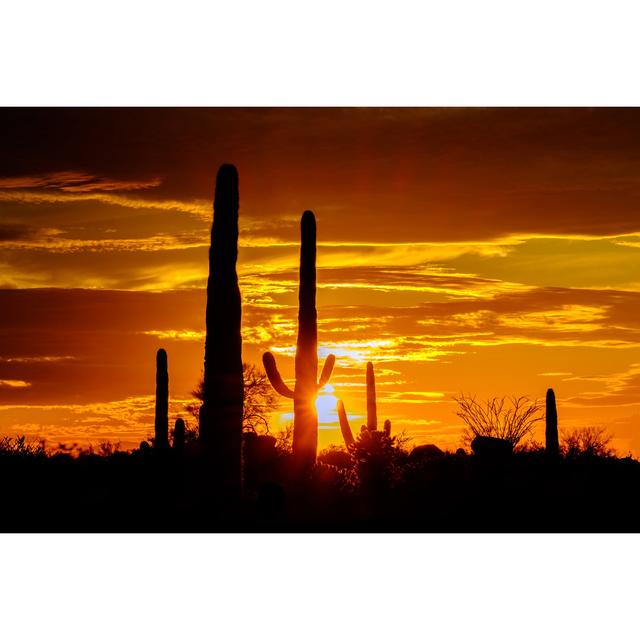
<box><xmin>154</xmin><ymin>348</ymin><xmax>169</xmax><ymax>450</ymax></box>
<box><xmin>337</xmin><ymin>362</ymin><xmax>391</xmax><ymax>448</ymax></box>
<box><xmin>263</xmin><ymin>211</ymin><xmax>335</xmax><ymax>469</ymax></box>
<box><xmin>173</xmin><ymin>417</ymin><xmax>185</xmax><ymax>454</ymax></box>
<box><xmin>545</xmin><ymin>388</ymin><xmax>559</xmax><ymax>456</ymax></box>
<box><xmin>199</xmin><ymin>164</ymin><xmax>244</xmax><ymax>496</ymax></box>
<box><xmin>337</xmin><ymin>400</ymin><xmax>355</xmax><ymax>448</ymax></box>
<box><xmin>366</xmin><ymin>361</ymin><xmax>377</xmax><ymax>431</ymax></box>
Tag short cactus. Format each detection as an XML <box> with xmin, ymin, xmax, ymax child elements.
<box><xmin>263</xmin><ymin>211</ymin><xmax>335</xmax><ymax>470</ymax></box>
<box><xmin>173</xmin><ymin>417</ymin><xmax>185</xmax><ymax>454</ymax></box>
<box><xmin>337</xmin><ymin>362</ymin><xmax>391</xmax><ymax>448</ymax></box>
<box><xmin>545</xmin><ymin>388</ymin><xmax>559</xmax><ymax>456</ymax></box>
<box><xmin>154</xmin><ymin>348</ymin><xmax>169</xmax><ymax>450</ymax></box>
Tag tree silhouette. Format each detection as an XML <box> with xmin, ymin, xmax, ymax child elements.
<box><xmin>186</xmin><ymin>363</ymin><xmax>278</xmax><ymax>434</ymax></box>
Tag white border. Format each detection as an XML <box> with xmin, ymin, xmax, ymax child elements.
<box><xmin>1</xmin><ymin>1</ymin><xmax>639</xmax><ymax>637</ymax></box>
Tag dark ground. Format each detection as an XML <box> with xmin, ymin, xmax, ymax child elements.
<box><xmin>1</xmin><ymin>434</ymin><xmax>639</xmax><ymax>532</ymax></box>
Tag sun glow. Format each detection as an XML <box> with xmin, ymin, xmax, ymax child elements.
<box><xmin>315</xmin><ymin>384</ymin><xmax>339</xmax><ymax>426</ymax></box>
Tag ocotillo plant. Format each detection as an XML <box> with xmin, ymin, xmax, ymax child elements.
<box><xmin>173</xmin><ymin>417</ymin><xmax>185</xmax><ymax>454</ymax></box>
<box><xmin>263</xmin><ymin>211</ymin><xmax>335</xmax><ymax>470</ymax></box>
<box><xmin>199</xmin><ymin>164</ymin><xmax>244</xmax><ymax>497</ymax></box>
<box><xmin>545</xmin><ymin>388</ymin><xmax>559</xmax><ymax>456</ymax></box>
<box><xmin>154</xmin><ymin>348</ymin><xmax>169</xmax><ymax>450</ymax></box>
<box><xmin>337</xmin><ymin>361</ymin><xmax>391</xmax><ymax>448</ymax></box>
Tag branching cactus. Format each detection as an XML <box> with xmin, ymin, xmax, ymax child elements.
<box><xmin>199</xmin><ymin>164</ymin><xmax>244</xmax><ymax>497</ymax></box>
<box><xmin>263</xmin><ymin>211</ymin><xmax>335</xmax><ymax>470</ymax></box>
<box><xmin>337</xmin><ymin>361</ymin><xmax>391</xmax><ymax>448</ymax></box>
<box><xmin>545</xmin><ymin>388</ymin><xmax>559</xmax><ymax>456</ymax></box>
<box><xmin>154</xmin><ymin>348</ymin><xmax>169</xmax><ymax>450</ymax></box>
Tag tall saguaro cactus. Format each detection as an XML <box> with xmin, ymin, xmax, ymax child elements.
<box><xmin>337</xmin><ymin>361</ymin><xmax>391</xmax><ymax>448</ymax></box>
<box><xmin>199</xmin><ymin>164</ymin><xmax>244</xmax><ymax>496</ymax></box>
<box><xmin>263</xmin><ymin>211</ymin><xmax>335</xmax><ymax>470</ymax></box>
<box><xmin>545</xmin><ymin>388</ymin><xmax>559</xmax><ymax>456</ymax></box>
<box><xmin>154</xmin><ymin>348</ymin><xmax>169</xmax><ymax>450</ymax></box>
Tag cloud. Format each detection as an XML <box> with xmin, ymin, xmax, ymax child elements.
<box><xmin>0</xmin><ymin>171</ymin><xmax>161</xmax><ymax>192</ymax></box>
<box><xmin>0</xmin><ymin>379</ymin><xmax>31</xmax><ymax>388</ymax></box>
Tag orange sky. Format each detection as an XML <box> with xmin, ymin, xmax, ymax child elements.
<box><xmin>1</xmin><ymin>108</ymin><xmax>640</xmax><ymax>454</ymax></box>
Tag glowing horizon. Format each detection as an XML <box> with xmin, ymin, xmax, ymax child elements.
<box><xmin>2</xmin><ymin>108</ymin><xmax>640</xmax><ymax>456</ymax></box>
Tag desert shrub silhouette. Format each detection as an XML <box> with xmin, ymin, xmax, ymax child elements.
<box><xmin>349</xmin><ymin>428</ymin><xmax>406</xmax><ymax>498</ymax></box>
<box><xmin>455</xmin><ymin>394</ymin><xmax>543</xmax><ymax>448</ymax></box>
<box><xmin>187</xmin><ymin>363</ymin><xmax>278</xmax><ymax>434</ymax></box>
<box><xmin>263</xmin><ymin>211</ymin><xmax>336</xmax><ymax>471</ymax></box>
<box><xmin>562</xmin><ymin>426</ymin><xmax>614</xmax><ymax>458</ymax></box>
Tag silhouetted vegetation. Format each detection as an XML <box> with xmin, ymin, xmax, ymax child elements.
<box><xmin>0</xmin><ymin>428</ymin><xmax>638</xmax><ymax>531</ymax></box>
<box><xmin>154</xmin><ymin>348</ymin><xmax>169</xmax><ymax>451</ymax></box>
<box><xmin>3</xmin><ymin>162</ymin><xmax>639</xmax><ymax>532</ymax></box>
<box><xmin>199</xmin><ymin>164</ymin><xmax>244</xmax><ymax>499</ymax></box>
<box><xmin>455</xmin><ymin>394</ymin><xmax>543</xmax><ymax>447</ymax></box>
<box><xmin>186</xmin><ymin>363</ymin><xmax>278</xmax><ymax>433</ymax></box>
<box><xmin>262</xmin><ymin>211</ymin><xmax>336</xmax><ymax>471</ymax></box>
<box><xmin>337</xmin><ymin>361</ymin><xmax>392</xmax><ymax>448</ymax></box>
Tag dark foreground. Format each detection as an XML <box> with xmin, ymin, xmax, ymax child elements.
<box><xmin>1</xmin><ymin>434</ymin><xmax>639</xmax><ymax>532</ymax></box>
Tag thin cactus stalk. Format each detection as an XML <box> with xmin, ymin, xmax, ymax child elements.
<box><xmin>545</xmin><ymin>388</ymin><xmax>559</xmax><ymax>456</ymax></box>
<box><xmin>154</xmin><ymin>348</ymin><xmax>169</xmax><ymax>450</ymax></box>
<box><xmin>366</xmin><ymin>361</ymin><xmax>377</xmax><ymax>431</ymax></box>
<box><xmin>337</xmin><ymin>362</ymin><xmax>392</xmax><ymax>449</ymax></box>
<box><xmin>337</xmin><ymin>400</ymin><xmax>355</xmax><ymax>448</ymax></box>
<box><xmin>263</xmin><ymin>211</ymin><xmax>335</xmax><ymax>470</ymax></box>
<box><xmin>199</xmin><ymin>164</ymin><xmax>244</xmax><ymax>497</ymax></box>
<box><xmin>173</xmin><ymin>417</ymin><xmax>185</xmax><ymax>454</ymax></box>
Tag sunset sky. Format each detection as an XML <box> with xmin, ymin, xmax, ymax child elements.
<box><xmin>2</xmin><ymin>107</ymin><xmax>640</xmax><ymax>454</ymax></box>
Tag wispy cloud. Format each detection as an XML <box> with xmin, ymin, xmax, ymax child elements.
<box><xmin>0</xmin><ymin>171</ymin><xmax>162</xmax><ymax>192</ymax></box>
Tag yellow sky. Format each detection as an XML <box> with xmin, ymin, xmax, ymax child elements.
<box><xmin>1</xmin><ymin>108</ymin><xmax>640</xmax><ymax>455</ymax></box>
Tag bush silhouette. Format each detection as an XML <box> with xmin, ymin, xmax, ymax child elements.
<box><xmin>455</xmin><ymin>394</ymin><xmax>543</xmax><ymax>447</ymax></box>
<box><xmin>562</xmin><ymin>427</ymin><xmax>614</xmax><ymax>458</ymax></box>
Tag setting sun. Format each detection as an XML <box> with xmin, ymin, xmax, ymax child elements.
<box><xmin>2</xmin><ymin>108</ymin><xmax>640</xmax><ymax>458</ymax></box>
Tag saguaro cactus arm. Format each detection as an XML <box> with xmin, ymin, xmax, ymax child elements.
<box><xmin>262</xmin><ymin>352</ymin><xmax>295</xmax><ymax>399</ymax></box>
<box><xmin>337</xmin><ymin>400</ymin><xmax>355</xmax><ymax>448</ymax></box>
<box><xmin>318</xmin><ymin>354</ymin><xmax>336</xmax><ymax>389</ymax></box>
